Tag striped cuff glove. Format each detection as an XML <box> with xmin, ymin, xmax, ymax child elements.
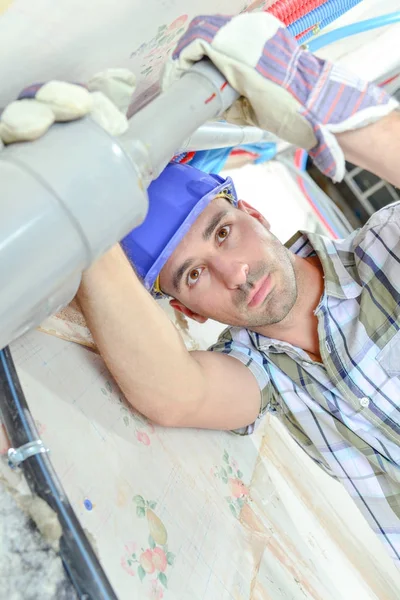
<box><xmin>163</xmin><ymin>12</ymin><xmax>398</xmax><ymax>181</ymax></box>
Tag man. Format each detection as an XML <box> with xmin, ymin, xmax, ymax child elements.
<box><xmin>3</xmin><ymin>13</ymin><xmax>400</xmax><ymax>566</ymax></box>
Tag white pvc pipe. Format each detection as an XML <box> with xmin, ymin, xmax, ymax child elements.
<box><xmin>178</xmin><ymin>122</ymin><xmax>278</xmax><ymax>152</ymax></box>
<box><xmin>0</xmin><ymin>60</ymin><xmax>239</xmax><ymax>349</ymax></box>
<box><xmin>0</xmin><ymin>117</ymin><xmax>148</xmax><ymax>348</ymax></box>
<box><xmin>120</xmin><ymin>60</ymin><xmax>239</xmax><ymax>180</ymax></box>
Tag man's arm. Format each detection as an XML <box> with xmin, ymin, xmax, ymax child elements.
<box><xmin>337</xmin><ymin>110</ymin><xmax>400</xmax><ymax>188</ymax></box>
<box><xmin>77</xmin><ymin>244</ymin><xmax>261</xmax><ymax>430</ymax></box>
<box><xmin>164</xmin><ymin>13</ymin><xmax>398</xmax><ymax>184</ymax></box>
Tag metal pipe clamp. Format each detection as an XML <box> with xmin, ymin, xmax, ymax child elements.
<box><xmin>8</xmin><ymin>439</ymin><xmax>49</xmax><ymax>467</ymax></box>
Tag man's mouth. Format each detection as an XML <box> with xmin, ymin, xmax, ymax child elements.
<box><xmin>247</xmin><ymin>274</ymin><xmax>272</xmax><ymax>308</ymax></box>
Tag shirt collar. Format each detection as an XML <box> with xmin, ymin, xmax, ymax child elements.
<box><xmin>285</xmin><ymin>230</ymin><xmax>363</xmax><ymax>300</ymax></box>
<box><xmin>247</xmin><ymin>230</ymin><xmax>363</xmax><ymax>354</ymax></box>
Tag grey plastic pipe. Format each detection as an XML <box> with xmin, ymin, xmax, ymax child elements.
<box><xmin>178</xmin><ymin>121</ymin><xmax>277</xmax><ymax>152</ymax></box>
<box><xmin>0</xmin><ymin>60</ymin><xmax>239</xmax><ymax>350</ymax></box>
<box><xmin>119</xmin><ymin>60</ymin><xmax>239</xmax><ymax>181</ymax></box>
<box><xmin>0</xmin><ymin>118</ymin><xmax>147</xmax><ymax>347</ymax></box>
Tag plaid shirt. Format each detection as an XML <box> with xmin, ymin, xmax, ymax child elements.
<box><xmin>210</xmin><ymin>202</ymin><xmax>400</xmax><ymax>567</ymax></box>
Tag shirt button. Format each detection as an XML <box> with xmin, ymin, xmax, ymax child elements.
<box><xmin>360</xmin><ymin>397</ymin><xmax>370</xmax><ymax>408</ymax></box>
<box><xmin>302</xmin><ymin>361</ymin><xmax>309</xmax><ymax>368</ymax></box>
<box><xmin>325</xmin><ymin>341</ymin><xmax>331</xmax><ymax>354</ymax></box>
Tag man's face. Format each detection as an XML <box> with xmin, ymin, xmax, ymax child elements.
<box><xmin>159</xmin><ymin>197</ymin><xmax>297</xmax><ymax>328</ymax></box>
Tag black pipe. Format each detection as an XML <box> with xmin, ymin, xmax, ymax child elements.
<box><xmin>0</xmin><ymin>346</ymin><xmax>118</xmax><ymax>600</ymax></box>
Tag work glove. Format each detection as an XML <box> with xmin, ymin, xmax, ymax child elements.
<box><xmin>0</xmin><ymin>68</ymin><xmax>136</xmax><ymax>145</ymax></box>
<box><xmin>163</xmin><ymin>13</ymin><xmax>398</xmax><ymax>182</ymax></box>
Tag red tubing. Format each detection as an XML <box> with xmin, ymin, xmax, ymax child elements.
<box><xmin>295</xmin><ymin>24</ymin><xmax>315</xmax><ymax>39</ymax></box>
<box><xmin>294</xmin><ymin>148</ymin><xmax>338</xmax><ymax>238</ymax></box>
<box><xmin>176</xmin><ymin>151</ymin><xmax>196</xmax><ymax>164</ymax></box>
<box><xmin>267</xmin><ymin>0</ymin><xmax>329</xmax><ymax>26</ymax></box>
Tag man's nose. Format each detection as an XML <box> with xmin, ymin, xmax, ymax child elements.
<box><xmin>213</xmin><ymin>257</ymin><xmax>249</xmax><ymax>289</ymax></box>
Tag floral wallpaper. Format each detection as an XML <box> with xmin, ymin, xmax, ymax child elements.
<box><xmin>121</xmin><ymin>495</ymin><xmax>175</xmax><ymax>598</ymax></box>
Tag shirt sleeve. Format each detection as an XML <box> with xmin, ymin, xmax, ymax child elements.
<box><xmin>352</xmin><ymin>201</ymin><xmax>400</xmax><ymax>292</ymax></box>
<box><xmin>208</xmin><ymin>326</ymin><xmax>273</xmax><ymax>435</ymax></box>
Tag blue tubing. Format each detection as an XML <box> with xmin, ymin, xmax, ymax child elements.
<box><xmin>307</xmin><ymin>11</ymin><xmax>400</xmax><ymax>50</ymax></box>
<box><xmin>297</xmin><ymin>6</ymin><xmax>363</xmax><ymax>43</ymax></box>
<box><xmin>288</xmin><ymin>0</ymin><xmax>363</xmax><ymax>38</ymax></box>
<box><xmin>299</xmin><ymin>149</ymin><xmax>308</xmax><ymax>171</ymax></box>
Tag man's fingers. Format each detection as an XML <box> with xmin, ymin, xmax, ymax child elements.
<box><xmin>88</xmin><ymin>68</ymin><xmax>136</xmax><ymax>113</ymax></box>
<box><xmin>36</xmin><ymin>81</ymin><xmax>93</xmax><ymax>121</ymax></box>
<box><xmin>90</xmin><ymin>91</ymin><xmax>129</xmax><ymax>136</ymax></box>
<box><xmin>0</xmin><ymin>70</ymin><xmax>136</xmax><ymax>147</ymax></box>
<box><xmin>0</xmin><ymin>99</ymin><xmax>54</xmax><ymax>143</ymax></box>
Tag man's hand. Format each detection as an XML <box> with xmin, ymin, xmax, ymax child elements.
<box><xmin>0</xmin><ymin>68</ymin><xmax>136</xmax><ymax>145</ymax></box>
<box><xmin>163</xmin><ymin>13</ymin><xmax>398</xmax><ymax>182</ymax></box>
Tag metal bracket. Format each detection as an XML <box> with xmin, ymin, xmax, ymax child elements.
<box><xmin>8</xmin><ymin>439</ymin><xmax>49</xmax><ymax>467</ymax></box>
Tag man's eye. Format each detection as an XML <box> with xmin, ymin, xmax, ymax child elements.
<box><xmin>187</xmin><ymin>267</ymin><xmax>203</xmax><ymax>287</ymax></box>
<box><xmin>216</xmin><ymin>225</ymin><xmax>231</xmax><ymax>244</ymax></box>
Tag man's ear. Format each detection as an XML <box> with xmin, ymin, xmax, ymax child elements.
<box><xmin>170</xmin><ymin>299</ymin><xmax>208</xmax><ymax>324</ymax></box>
<box><xmin>238</xmin><ymin>200</ymin><xmax>270</xmax><ymax>229</ymax></box>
